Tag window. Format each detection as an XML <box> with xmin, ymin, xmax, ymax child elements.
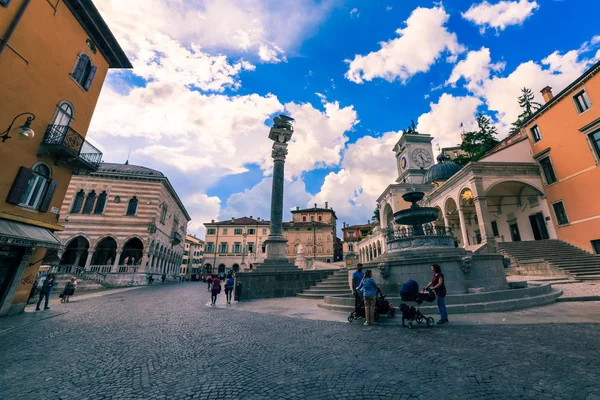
<box><xmin>218</xmin><ymin>243</ymin><xmax>228</xmax><ymax>253</ymax></box>
<box><xmin>81</xmin><ymin>190</ymin><xmax>96</xmax><ymax>214</ymax></box>
<box><xmin>233</xmin><ymin>243</ymin><xmax>242</xmax><ymax>253</ymax></box>
<box><xmin>205</xmin><ymin>243</ymin><xmax>214</xmax><ymax>253</ymax></box>
<box><xmin>126</xmin><ymin>196</ymin><xmax>138</xmax><ymax>216</ymax></box>
<box><xmin>539</xmin><ymin>157</ymin><xmax>557</xmax><ymax>185</ymax></box>
<box><xmin>348</xmin><ymin>232</ymin><xmax>355</xmax><ymax>238</ymax></box>
<box><xmin>248</xmin><ymin>243</ymin><xmax>255</xmax><ymax>253</ymax></box>
<box><xmin>310</xmin><ymin>216</ymin><xmax>314</xmax><ymax>222</ymax></box>
<box><xmin>530</xmin><ymin>125</ymin><xmax>542</xmax><ymax>143</ymax></box>
<box><xmin>16</xmin><ymin>164</ymin><xmax>51</xmax><ymax>210</ymax></box>
<box><xmin>491</xmin><ymin>221</ymin><xmax>499</xmax><ymax>237</ymax></box>
<box><xmin>207</xmin><ymin>228</ymin><xmax>216</xmax><ymax>235</ymax></box>
<box><xmin>302</xmin><ymin>216</ymin><xmax>307</xmax><ymax>222</ymax></box>
<box><xmin>307</xmin><ymin>228</ymin><xmax>312</xmax><ymax>231</ymax></box>
<box><xmin>552</xmin><ymin>201</ymin><xmax>569</xmax><ymax>225</ymax></box>
<box><xmin>262</xmin><ymin>228</ymin><xmax>267</xmax><ymax>234</ymax></box>
<box><xmin>589</xmin><ymin>129</ymin><xmax>600</xmax><ymax>159</ymax></box>
<box><xmin>592</xmin><ymin>240</ymin><xmax>600</xmax><ymax>255</ymax></box>
<box><xmin>173</xmin><ymin>216</ymin><xmax>179</xmax><ymax>233</ymax></box>
<box><xmin>318</xmin><ymin>216</ymin><xmax>322</xmax><ymax>221</ymax></box>
<box><xmin>160</xmin><ymin>204</ymin><xmax>167</xmax><ymax>224</ymax></box>
<box><xmin>71</xmin><ymin>189</ymin><xmax>85</xmax><ymax>213</ymax></box>
<box><xmin>574</xmin><ymin>90</ymin><xmax>592</xmax><ymax>113</ymax></box>
<box><xmin>0</xmin><ymin>0</ymin><xmax>11</xmax><ymax>7</ymax></box>
<box><xmin>71</xmin><ymin>53</ymin><xmax>97</xmax><ymax>90</ymax></box>
<box><xmin>222</xmin><ymin>228</ymin><xmax>228</xmax><ymax>235</ymax></box>
<box><xmin>348</xmin><ymin>244</ymin><xmax>354</xmax><ymax>251</ymax></box>
<box><xmin>234</xmin><ymin>228</ymin><xmax>243</xmax><ymax>235</ymax></box>
<box><xmin>94</xmin><ymin>191</ymin><xmax>107</xmax><ymax>214</ymax></box>
<box><xmin>295</xmin><ymin>228</ymin><xmax>300</xmax><ymax>232</ymax></box>
<box><xmin>247</xmin><ymin>228</ymin><xmax>255</xmax><ymax>235</ymax></box>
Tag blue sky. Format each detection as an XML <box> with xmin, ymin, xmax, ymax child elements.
<box><xmin>89</xmin><ymin>0</ymin><xmax>600</xmax><ymax>237</ymax></box>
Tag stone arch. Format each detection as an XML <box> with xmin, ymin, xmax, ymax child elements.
<box><xmin>92</xmin><ymin>236</ymin><xmax>118</xmax><ymax>265</ymax></box>
<box><xmin>381</xmin><ymin>202</ymin><xmax>394</xmax><ymax>229</ymax></box>
<box><xmin>218</xmin><ymin>264</ymin><xmax>226</xmax><ymax>274</ymax></box>
<box><xmin>93</xmin><ymin>234</ymin><xmax>119</xmax><ymax>251</ymax></box>
<box><xmin>120</xmin><ymin>237</ymin><xmax>144</xmax><ymax>265</ymax></box>
<box><xmin>60</xmin><ymin>235</ymin><xmax>90</xmax><ymax>270</ymax></box>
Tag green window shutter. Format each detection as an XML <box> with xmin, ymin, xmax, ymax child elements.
<box><xmin>84</xmin><ymin>66</ymin><xmax>97</xmax><ymax>90</ymax></box>
<box><xmin>39</xmin><ymin>180</ymin><xmax>58</xmax><ymax>213</ymax></box>
<box><xmin>6</xmin><ymin>167</ymin><xmax>32</xmax><ymax>204</ymax></box>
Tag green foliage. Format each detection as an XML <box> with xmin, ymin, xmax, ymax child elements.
<box><xmin>459</xmin><ymin>114</ymin><xmax>500</xmax><ymax>163</ymax></box>
<box><xmin>509</xmin><ymin>88</ymin><xmax>542</xmax><ymax>134</ymax></box>
<box><xmin>372</xmin><ymin>207</ymin><xmax>380</xmax><ymax>221</ymax></box>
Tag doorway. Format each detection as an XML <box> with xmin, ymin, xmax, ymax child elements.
<box><xmin>0</xmin><ymin>245</ymin><xmax>25</xmax><ymax>307</ymax></box>
<box><xmin>509</xmin><ymin>223</ymin><xmax>521</xmax><ymax>242</ymax></box>
<box><xmin>529</xmin><ymin>213</ymin><xmax>550</xmax><ymax>240</ymax></box>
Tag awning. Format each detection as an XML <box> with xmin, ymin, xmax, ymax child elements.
<box><xmin>0</xmin><ymin>219</ymin><xmax>62</xmax><ymax>250</ymax></box>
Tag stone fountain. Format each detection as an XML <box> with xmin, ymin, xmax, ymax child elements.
<box><xmin>319</xmin><ymin>190</ymin><xmax>562</xmax><ymax>314</ymax></box>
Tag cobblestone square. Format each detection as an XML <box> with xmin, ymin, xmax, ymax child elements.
<box><xmin>1</xmin><ymin>284</ymin><xmax>600</xmax><ymax>400</ymax></box>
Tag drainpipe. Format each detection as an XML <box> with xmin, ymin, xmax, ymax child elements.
<box><xmin>0</xmin><ymin>0</ymin><xmax>31</xmax><ymax>57</ymax></box>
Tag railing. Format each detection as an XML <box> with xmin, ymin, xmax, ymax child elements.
<box><xmin>49</xmin><ymin>265</ymin><xmax>106</xmax><ymax>283</ymax></box>
<box><xmin>89</xmin><ymin>265</ymin><xmax>112</xmax><ymax>274</ymax></box>
<box><xmin>387</xmin><ymin>225</ymin><xmax>453</xmax><ymax>241</ymax></box>
<box><xmin>40</xmin><ymin>124</ymin><xmax>103</xmax><ymax>169</ymax></box>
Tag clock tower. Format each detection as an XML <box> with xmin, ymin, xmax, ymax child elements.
<box><xmin>392</xmin><ymin>132</ymin><xmax>434</xmax><ymax>184</ymax></box>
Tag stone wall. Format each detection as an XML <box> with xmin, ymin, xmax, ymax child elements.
<box><xmin>506</xmin><ymin>260</ymin><xmax>570</xmax><ymax>278</ymax></box>
<box><xmin>235</xmin><ymin>269</ymin><xmax>335</xmax><ymax>301</ymax></box>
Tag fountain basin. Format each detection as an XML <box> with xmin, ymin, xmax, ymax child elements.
<box><xmin>393</xmin><ymin>207</ymin><xmax>439</xmax><ymax>226</ymax></box>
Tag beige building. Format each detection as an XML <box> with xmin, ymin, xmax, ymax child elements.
<box><xmin>181</xmin><ymin>234</ymin><xmax>204</xmax><ymax>279</ymax></box>
<box><xmin>55</xmin><ymin>163</ymin><xmax>190</xmax><ymax>284</ymax></box>
<box><xmin>203</xmin><ymin>204</ymin><xmax>342</xmax><ymax>273</ymax></box>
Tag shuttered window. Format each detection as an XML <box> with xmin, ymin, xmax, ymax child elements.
<box><xmin>0</xmin><ymin>0</ymin><xmax>12</xmax><ymax>7</ymax></box>
<box><xmin>71</xmin><ymin>53</ymin><xmax>97</xmax><ymax>90</ymax></box>
<box><xmin>71</xmin><ymin>190</ymin><xmax>85</xmax><ymax>213</ymax></box>
<box><xmin>94</xmin><ymin>191</ymin><xmax>107</xmax><ymax>214</ymax></box>
<box><xmin>6</xmin><ymin>167</ymin><xmax>32</xmax><ymax>205</ymax></box>
<box><xmin>82</xmin><ymin>190</ymin><xmax>96</xmax><ymax>214</ymax></box>
<box><xmin>19</xmin><ymin>164</ymin><xmax>51</xmax><ymax>209</ymax></box>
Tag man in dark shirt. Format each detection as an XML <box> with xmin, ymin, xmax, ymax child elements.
<box><xmin>351</xmin><ymin>264</ymin><xmax>365</xmax><ymax>309</ymax></box>
<box><xmin>36</xmin><ymin>274</ymin><xmax>55</xmax><ymax>311</ymax></box>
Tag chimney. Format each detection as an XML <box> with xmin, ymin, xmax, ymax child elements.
<box><xmin>325</xmin><ymin>202</ymin><xmax>328</xmax><ymax>209</ymax></box>
<box><xmin>231</xmin><ymin>217</ymin><xmax>235</xmax><ymax>222</ymax></box>
<box><xmin>343</xmin><ymin>222</ymin><xmax>346</xmax><ymax>228</ymax></box>
<box><xmin>296</xmin><ymin>206</ymin><xmax>300</xmax><ymax>210</ymax></box>
<box><xmin>211</xmin><ymin>219</ymin><xmax>214</xmax><ymax>223</ymax></box>
<box><xmin>257</xmin><ymin>217</ymin><xmax>260</xmax><ymax>221</ymax></box>
<box><xmin>250</xmin><ymin>215</ymin><xmax>253</xmax><ymax>219</ymax></box>
<box><xmin>541</xmin><ymin>86</ymin><xmax>553</xmax><ymax>103</ymax></box>
<box><xmin>314</xmin><ymin>203</ymin><xmax>317</xmax><ymax>209</ymax></box>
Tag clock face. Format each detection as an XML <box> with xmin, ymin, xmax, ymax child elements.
<box><xmin>412</xmin><ymin>148</ymin><xmax>432</xmax><ymax>168</ymax></box>
<box><xmin>401</xmin><ymin>156</ymin><xmax>408</xmax><ymax>170</ymax></box>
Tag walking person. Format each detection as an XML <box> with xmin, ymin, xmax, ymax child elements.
<box><xmin>210</xmin><ymin>275</ymin><xmax>221</xmax><ymax>306</ymax></box>
<box><xmin>161</xmin><ymin>273</ymin><xmax>166</xmax><ymax>283</ymax></box>
<box><xmin>424</xmin><ymin>264</ymin><xmax>448</xmax><ymax>324</ymax></box>
<box><xmin>36</xmin><ymin>274</ymin><xmax>55</xmax><ymax>311</ymax></box>
<box><xmin>207</xmin><ymin>275</ymin><xmax>213</xmax><ymax>292</ymax></box>
<box><xmin>224</xmin><ymin>274</ymin><xmax>234</xmax><ymax>304</ymax></box>
<box><xmin>61</xmin><ymin>277</ymin><xmax>76</xmax><ymax>303</ymax></box>
<box><xmin>356</xmin><ymin>270</ymin><xmax>382</xmax><ymax>326</ymax></box>
<box><xmin>351</xmin><ymin>263</ymin><xmax>365</xmax><ymax>311</ymax></box>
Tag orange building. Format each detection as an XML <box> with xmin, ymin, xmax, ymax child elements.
<box><xmin>522</xmin><ymin>61</ymin><xmax>600</xmax><ymax>254</ymax></box>
<box><xmin>0</xmin><ymin>0</ymin><xmax>130</xmax><ymax>315</ymax></box>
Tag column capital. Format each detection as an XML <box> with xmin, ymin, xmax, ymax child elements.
<box><xmin>271</xmin><ymin>142</ymin><xmax>289</xmax><ymax>161</ymax></box>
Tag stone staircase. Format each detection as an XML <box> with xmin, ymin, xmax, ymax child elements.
<box><xmin>498</xmin><ymin>240</ymin><xmax>600</xmax><ymax>281</ymax></box>
<box><xmin>296</xmin><ymin>269</ymin><xmax>350</xmax><ymax>299</ymax></box>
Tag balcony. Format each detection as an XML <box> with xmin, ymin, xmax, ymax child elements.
<box><xmin>38</xmin><ymin>125</ymin><xmax>102</xmax><ymax>170</ymax></box>
<box><xmin>171</xmin><ymin>231</ymin><xmax>183</xmax><ymax>246</ymax></box>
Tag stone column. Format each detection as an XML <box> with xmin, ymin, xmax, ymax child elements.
<box><xmin>148</xmin><ymin>254</ymin><xmax>154</xmax><ymax>272</ymax></box>
<box><xmin>139</xmin><ymin>251</ymin><xmax>149</xmax><ymax>273</ymax></box>
<box><xmin>73</xmin><ymin>251</ymin><xmax>83</xmax><ymax>272</ymax></box>
<box><xmin>259</xmin><ymin>117</ymin><xmax>298</xmax><ymax>270</ymax></box>
<box><xmin>111</xmin><ymin>250</ymin><xmax>122</xmax><ymax>273</ymax></box>
<box><xmin>458</xmin><ymin>207</ymin><xmax>469</xmax><ymax>247</ymax></box>
<box><xmin>84</xmin><ymin>251</ymin><xmax>94</xmax><ymax>271</ymax></box>
<box><xmin>473</xmin><ymin>196</ymin><xmax>497</xmax><ymax>252</ymax></box>
<box><xmin>442</xmin><ymin>213</ymin><xmax>450</xmax><ymax>234</ymax></box>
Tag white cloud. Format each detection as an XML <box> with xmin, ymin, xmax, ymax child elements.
<box><xmin>344</xmin><ymin>6</ymin><xmax>464</xmax><ymax>84</ymax></box>
<box><xmin>184</xmin><ymin>193</ymin><xmax>222</xmax><ymax>236</ymax></box>
<box><xmin>446</xmin><ymin>47</ymin><xmax>505</xmax><ymax>92</ymax></box>
<box><xmin>95</xmin><ymin>0</ymin><xmax>334</xmax><ymax>64</ymax></box>
<box><xmin>219</xmin><ymin>178</ymin><xmax>311</xmax><ymax>222</ymax></box>
<box><xmin>462</xmin><ymin>0</ymin><xmax>539</xmax><ymax>33</ymax></box>
<box><xmin>417</xmin><ymin>94</ymin><xmax>483</xmax><ymax>149</ymax></box>
<box><xmin>350</xmin><ymin>8</ymin><xmax>360</xmax><ymax>18</ymax></box>
<box><xmin>310</xmin><ymin>131</ymin><xmax>402</xmax><ymax>226</ymax></box>
<box><xmin>386</xmin><ymin>6</ymin><xmax>393</xmax><ymax>12</ymax></box>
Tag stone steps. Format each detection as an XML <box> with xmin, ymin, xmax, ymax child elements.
<box><xmin>296</xmin><ymin>269</ymin><xmax>350</xmax><ymax>299</ymax></box>
<box><xmin>499</xmin><ymin>240</ymin><xmax>600</xmax><ymax>280</ymax></box>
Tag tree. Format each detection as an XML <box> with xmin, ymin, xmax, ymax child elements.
<box><xmin>372</xmin><ymin>206</ymin><xmax>380</xmax><ymax>222</ymax></box>
<box><xmin>456</xmin><ymin>114</ymin><xmax>500</xmax><ymax>165</ymax></box>
<box><xmin>509</xmin><ymin>87</ymin><xmax>542</xmax><ymax>134</ymax></box>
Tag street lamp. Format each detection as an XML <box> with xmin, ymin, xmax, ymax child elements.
<box><xmin>1</xmin><ymin>112</ymin><xmax>35</xmax><ymax>143</ymax></box>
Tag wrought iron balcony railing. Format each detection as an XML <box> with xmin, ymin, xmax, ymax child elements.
<box><xmin>38</xmin><ymin>124</ymin><xmax>103</xmax><ymax>170</ymax></box>
<box><xmin>171</xmin><ymin>231</ymin><xmax>183</xmax><ymax>246</ymax></box>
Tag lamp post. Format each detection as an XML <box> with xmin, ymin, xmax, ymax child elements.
<box><xmin>1</xmin><ymin>112</ymin><xmax>36</xmax><ymax>143</ymax></box>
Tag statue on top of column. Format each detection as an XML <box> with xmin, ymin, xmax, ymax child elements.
<box><xmin>273</xmin><ymin>114</ymin><xmax>294</xmax><ymax>131</ymax></box>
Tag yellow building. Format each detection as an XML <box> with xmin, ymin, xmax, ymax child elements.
<box><xmin>182</xmin><ymin>234</ymin><xmax>204</xmax><ymax>279</ymax></box>
<box><xmin>202</xmin><ymin>204</ymin><xmax>342</xmax><ymax>273</ymax></box>
<box><xmin>0</xmin><ymin>0</ymin><xmax>130</xmax><ymax>315</ymax></box>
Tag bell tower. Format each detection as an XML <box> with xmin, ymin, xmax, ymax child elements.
<box><xmin>392</xmin><ymin>132</ymin><xmax>434</xmax><ymax>184</ymax></box>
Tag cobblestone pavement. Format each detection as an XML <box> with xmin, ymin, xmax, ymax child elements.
<box><xmin>507</xmin><ymin>275</ymin><xmax>600</xmax><ymax>300</ymax></box>
<box><xmin>1</xmin><ymin>283</ymin><xmax>600</xmax><ymax>400</ymax></box>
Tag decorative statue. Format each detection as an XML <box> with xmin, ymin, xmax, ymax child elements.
<box><xmin>273</xmin><ymin>114</ymin><xmax>294</xmax><ymax>131</ymax></box>
<box><xmin>297</xmin><ymin>243</ymin><xmax>305</xmax><ymax>254</ymax></box>
<box><xmin>378</xmin><ymin>263</ymin><xmax>391</xmax><ymax>280</ymax></box>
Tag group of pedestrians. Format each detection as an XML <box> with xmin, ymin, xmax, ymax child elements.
<box><xmin>351</xmin><ymin>262</ymin><xmax>449</xmax><ymax>326</ymax></box>
<box><xmin>207</xmin><ymin>274</ymin><xmax>235</xmax><ymax>306</ymax></box>
<box><xmin>33</xmin><ymin>274</ymin><xmax>79</xmax><ymax>311</ymax></box>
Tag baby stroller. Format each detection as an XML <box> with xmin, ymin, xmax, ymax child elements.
<box><xmin>348</xmin><ymin>293</ymin><xmax>395</xmax><ymax>322</ymax></box>
<box><xmin>399</xmin><ymin>280</ymin><xmax>436</xmax><ymax>329</ymax></box>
